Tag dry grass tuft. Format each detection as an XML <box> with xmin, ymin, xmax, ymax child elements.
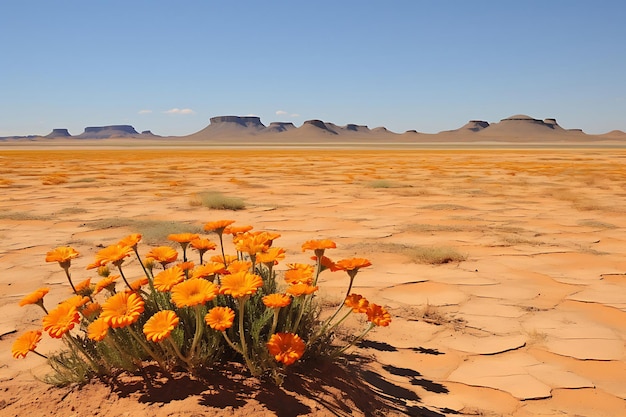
<box><xmin>190</xmin><ymin>191</ymin><xmax>246</xmax><ymax>210</ymax></box>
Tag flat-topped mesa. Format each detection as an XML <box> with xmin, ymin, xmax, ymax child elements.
<box><xmin>77</xmin><ymin>125</ymin><xmax>139</xmax><ymax>139</ymax></box>
<box><xmin>467</xmin><ymin>120</ymin><xmax>490</xmax><ymax>131</ymax></box>
<box><xmin>209</xmin><ymin>116</ymin><xmax>265</xmax><ymax>129</ymax></box>
<box><xmin>264</xmin><ymin>122</ymin><xmax>296</xmax><ymax>133</ymax></box>
<box><xmin>45</xmin><ymin>128</ymin><xmax>72</xmax><ymax>138</ymax></box>
<box><xmin>345</xmin><ymin>124</ymin><xmax>370</xmax><ymax>132</ymax></box>
<box><xmin>302</xmin><ymin>119</ymin><xmax>338</xmax><ymax>134</ymax></box>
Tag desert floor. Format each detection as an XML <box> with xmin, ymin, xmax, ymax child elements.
<box><xmin>0</xmin><ymin>149</ymin><xmax>625</xmax><ymax>416</ymax></box>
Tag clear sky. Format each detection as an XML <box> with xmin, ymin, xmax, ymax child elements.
<box><xmin>1</xmin><ymin>0</ymin><xmax>625</xmax><ymax>136</ymax></box>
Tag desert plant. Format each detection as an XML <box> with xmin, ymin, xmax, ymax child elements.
<box><xmin>12</xmin><ymin>220</ymin><xmax>391</xmax><ymax>388</ymax></box>
<box><xmin>191</xmin><ymin>191</ymin><xmax>246</xmax><ymax>210</ymax></box>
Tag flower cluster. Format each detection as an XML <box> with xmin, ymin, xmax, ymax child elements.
<box><xmin>13</xmin><ymin>221</ymin><xmax>391</xmax><ymax>386</ymax></box>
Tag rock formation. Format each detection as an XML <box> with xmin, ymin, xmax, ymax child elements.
<box><xmin>45</xmin><ymin>128</ymin><xmax>72</xmax><ymax>138</ymax></box>
<box><xmin>76</xmin><ymin>125</ymin><xmax>139</xmax><ymax>139</ymax></box>
<box><xmin>263</xmin><ymin>122</ymin><xmax>296</xmax><ymax>133</ymax></box>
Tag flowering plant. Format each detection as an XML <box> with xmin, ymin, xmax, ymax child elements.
<box><xmin>13</xmin><ymin>221</ymin><xmax>391</xmax><ymax>386</ymax></box>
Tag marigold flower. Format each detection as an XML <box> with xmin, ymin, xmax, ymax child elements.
<box><xmin>191</xmin><ymin>262</ymin><xmax>227</xmax><ymax>279</ymax></box>
<box><xmin>176</xmin><ymin>261</ymin><xmax>195</xmax><ymax>272</ymax></box>
<box><xmin>284</xmin><ymin>268</ymin><xmax>314</xmax><ymax>285</ymax></box>
<box><xmin>118</xmin><ymin>233</ymin><xmax>142</xmax><ymax>249</ymax></box>
<box><xmin>234</xmin><ymin>232</ymin><xmax>270</xmax><ymax>256</ymax></box>
<box><xmin>12</xmin><ymin>330</ymin><xmax>42</xmax><ymax>359</ymax></box>
<box><xmin>129</xmin><ymin>277</ymin><xmax>149</xmax><ymax>291</ymax></box>
<box><xmin>286</xmin><ymin>263</ymin><xmax>315</xmax><ymax>275</ymax></box>
<box><xmin>301</xmin><ymin>239</ymin><xmax>337</xmax><ymax>258</ymax></box>
<box><xmin>205</xmin><ymin>306</ymin><xmax>236</xmax><ymax>331</ymax></box>
<box><xmin>344</xmin><ymin>294</ymin><xmax>369</xmax><ymax>313</ymax></box>
<box><xmin>285</xmin><ymin>283</ymin><xmax>318</xmax><ymax>297</ymax></box>
<box><xmin>143</xmin><ymin>310</ymin><xmax>179</xmax><ymax>343</ymax></box>
<box><xmin>74</xmin><ymin>278</ymin><xmax>92</xmax><ymax>295</ymax></box>
<box><xmin>256</xmin><ymin>247</ymin><xmax>286</xmax><ymax>265</ymax></box>
<box><xmin>204</xmin><ymin>220</ymin><xmax>236</xmax><ymax>234</ymax></box>
<box><xmin>87</xmin><ymin>317</ymin><xmax>109</xmax><ymax>341</ymax></box>
<box><xmin>86</xmin><ymin>259</ymin><xmax>105</xmax><ymax>270</ymax></box>
<box><xmin>145</xmin><ymin>246</ymin><xmax>179</xmax><ymax>267</ymax></box>
<box><xmin>94</xmin><ymin>244</ymin><xmax>132</xmax><ymax>267</ymax></box>
<box><xmin>224</xmin><ymin>225</ymin><xmax>253</xmax><ymax>235</ymax></box>
<box><xmin>313</xmin><ymin>256</ymin><xmax>338</xmax><ymax>272</ymax></box>
<box><xmin>210</xmin><ymin>254</ymin><xmax>237</xmax><ymax>265</ymax></box>
<box><xmin>43</xmin><ymin>303</ymin><xmax>80</xmax><ymax>338</ymax></box>
<box><xmin>170</xmin><ymin>278</ymin><xmax>219</xmax><ymax>308</ymax></box>
<box><xmin>101</xmin><ymin>292</ymin><xmax>145</xmax><ymax>328</ymax></box>
<box><xmin>18</xmin><ymin>287</ymin><xmax>49</xmax><ymax>307</ymax></box>
<box><xmin>94</xmin><ymin>275</ymin><xmax>118</xmax><ymax>295</ymax></box>
<box><xmin>168</xmin><ymin>233</ymin><xmax>200</xmax><ymax>244</ymax></box>
<box><xmin>220</xmin><ymin>271</ymin><xmax>264</xmax><ymax>298</ymax></box>
<box><xmin>263</xmin><ymin>293</ymin><xmax>292</xmax><ymax>309</ymax></box>
<box><xmin>366</xmin><ymin>303</ymin><xmax>392</xmax><ymax>327</ymax></box>
<box><xmin>267</xmin><ymin>333</ymin><xmax>305</xmax><ymax>366</ymax></box>
<box><xmin>335</xmin><ymin>257</ymin><xmax>372</xmax><ymax>272</ymax></box>
<box><xmin>190</xmin><ymin>237</ymin><xmax>217</xmax><ymax>252</ymax></box>
<box><xmin>153</xmin><ymin>266</ymin><xmax>185</xmax><ymax>292</ymax></box>
<box><xmin>226</xmin><ymin>260</ymin><xmax>252</xmax><ymax>274</ymax></box>
<box><xmin>63</xmin><ymin>295</ymin><xmax>90</xmax><ymax>308</ymax></box>
<box><xmin>45</xmin><ymin>246</ymin><xmax>79</xmax><ymax>269</ymax></box>
<box><xmin>81</xmin><ymin>302</ymin><xmax>102</xmax><ymax>319</ymax></box>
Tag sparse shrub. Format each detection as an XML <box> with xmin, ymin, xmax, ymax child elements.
<box><xmin>191</xmin><ymin>191</ymin><xmax>246</xmax><ymax>210</ymax></box>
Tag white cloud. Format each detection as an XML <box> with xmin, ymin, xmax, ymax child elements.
<box><xmin>164</xmin><ymin>108</ymin><xmax>196</xmax><ymax>115</ymax></box>
<box><xmin>290</xmin><ymin>113</ymin><xmax>300</xmax><ymax>118</ymax></box>
<box><xmin>138</xmin><ymin>109</ymin><xmax>152</xmax><ymax>114</ymax></box>
<box><xmin>275</xmin><ymin>110</ymin><xmax>288</xmax><ymax>116</ymax></box>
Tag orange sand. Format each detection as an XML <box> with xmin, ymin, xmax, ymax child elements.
<box><xmin>0</xmin><ymin>149</ymin><xmax>625</xmax><ymax>416</ymax></box>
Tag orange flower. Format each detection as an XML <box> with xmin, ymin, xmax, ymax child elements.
<box><xmin>43</xmin><ymin>303</ymin><xmax>80</xmax><ymax>338</ymax></box>
<box><xmin>284</xmin><ymin>268</ymin><xmax>314</xmax><ymax>285</ymax></box>
<box><xmin>168</xmin><ymin>233</ymin><xmax>200</xmax><ymax>244</ymax></box>
<box><xmin>100</xmin><ymin>292</ymin><xmax>145</xmax><ymax>328</ymax></box>
<box><xmin>226</xmin><ymin>260</ymin><xmax>252</xmax><ymax>274</ymax></box>
<box><xmin>223</xmin><ymin>225</ymin><xmax>253</xmax><ymax>235</ymax></box>
<box><xmin>94</xmin><ymin>275</ymin><xmax>118</xmax><ymax>295</ymax></box>
<box><xmin>145</xmin><ymin>246</ymin><xmax>179</xmax><ymax>267</ymax></box>
<box><xmin>286</xmin><ymin>263</ymin><xmax>315</xmax><ymax>275</ymax></box>
<box><xmin>12</xmin><ymin>330</ymin><xmax>42</xmax><ymax>359</ymax></box>
<box><xmin>335</xmin><ymin>258</ymin><xmax>372</xmax><ymax>272</ymax></box>
<box><xmin>129</xmin><ymin>277</ymin><xmax>149</xmax><ymax>291</ymax></box>
<box><xmin>204</xmin><ymin>220</ymin><xmax>236</xmax><ymax>234</ymax></box>
<box><xmin>366</xmin><ymin>303</ymin><xmax>391</xmax><ymax>327</ymax></box>
<box><xmin>219</xmin><ymin>271</ymin><xmax>263</xmax><ymax>298</ymax></box>
<box><xmin>18</xmin><ymin>287</ymin><xmax>49</xmax><ymax>307</ymax></box>
<box><xmin>45</xmin><ymin>246</ymin><xmax>79</xmax><ymax>269</ymax></box>
<box><xmin>191</xmin><ymin>262</ymin><xmax>227</xmax><ymax>279</ymax></box>
<box><xmin>176</xmin><ymin>261</ymin><xmax>196</xmax><ymax>272</ymax></box>
<box><xmin>266</xmin><ymin>333</ymin><xmax>305</xmax><ymax>366</ymax></box>
<box><xmin>205</xmin><ymin>306</ymin><xmax>236</xmax><ymax>331</ymax></box>
<box><xmin>118</xmin><ymin>233</ymin><xmax>142</xmax><ymax>249</ymax></box>
<box><xmin>143</xmin><ymin>310</ymin><xmax>179</xmax><ymax>343</ymax></box>
<box><xmin>86</xmin><ymin>259</ymin><xmax>105</xmax><ymax>270</ymax></box>
<box><xmin>87</xmin><ymin>317</ymin><xmax>109</xmax><ymax>341</ymax></box>
<box><xmin>301</xmin><ymin>239</ymin><xmax>337</xmax><ymax>258</ymax></box>
<box><xmin>262</xmin><ymin>293</ymin><xmax>292</xmax><ymax>309</ymax></box>
<box><xmin>81</xmin><ymin>302</ymin><xmax>102</xmax><ymax>319</ymax></box>
<box><xmin>210</xmin><ymin>254</ymin><xmax>237</xmax><ymax>265</ymax></box>
<box><xmin>189</xmin><ymin>238</ymin><xmax>217</xmax><ymax>257</ymax></box>
<box><xmin>94</xmin><ymin>244</ymin><xmax>132</xmax><ymax>267</ymax></box>
<box><xmin>234</xmin><ymin>232</ymin><xmax>270</xmax><ymax>256</ymax></box>
<box><xmin>344</xmin><ymin>294</ymin><xmax>369</xmax><ymax>313</ymax></box>
<box><xmin>153</xmin><ymin>266</ymin><xmax>185</xmax><ymax>292</ymax></box>
<box><xmin>286</xmin><ymin>283</ymin><xmax>318</xmax><ymax>297</ymax></box>
<box><xmin>170</xmin><ymin>279</ymin><xmax>219</xmax><ymax>308</ymax></box>
<box><xmin>256</xmin><ymin>247</ymin><xmax>286</xmax><ymax>265</ymax></box>
<box><xmin>74</xmin><ymin>278</ymin><xmax>92</xmax><ymax>295</ymax></box>
<box><xmin>63</xmin><ymin>295</ymin><xmax>90</xmax><ymax>308</ymax></box>
<box><xmin>313</xmin><ymin>255</ymin><xmax>338</xmax><ymax>272</ymax></box>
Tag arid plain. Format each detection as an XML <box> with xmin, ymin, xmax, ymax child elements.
<box><xmin>0</xmin><ymin>149</ymin><xmax>625</xmax><ymax>416</ymax></box>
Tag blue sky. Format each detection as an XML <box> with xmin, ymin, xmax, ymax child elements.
<box><xmin>1</xmin><ymin>1</ymin><xmax>625</xmax><ymax>136</ymax></box>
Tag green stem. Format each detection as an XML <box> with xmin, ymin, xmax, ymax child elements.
<box><xmin>269</xmin><ymin>309</ymin><xmax>280</xmax><ymax>337</ymax></box>
<box><xmin>237</xmin><ymin>297</ymin><xmax>258</xmax><ymax>375</ymax></box>
<box><xmin>63</xmin><ymin>334</ymin><xmax>101</xmax><ymax>373</ymax></box>
<box><xmin>323</xmin><ymin>275</ymin><xmax>356</xmax><ymax>330</ymax></box>
<box><xmin>291</xmin><ymin>296</ymin><xmax>308</xmax><ymax>333</ymax></box>
<box><xmin>310</xmin><ymin>308</ymin><xmax>353</xmax><ymax>346</ymax></box>
<box><xmin>188</xmin><ymin>305</ymin><xmax>204</xmax><ymax>358</ymax></box>
<box><xmin>63</xmin><ymin>267</ymin><xmax>78</xmax><ymax>295</ymax></box>
<box><xmin>127</xmin><ymin>327</ymin><xmax>167</xmax><ymax>371</ymax></box>
<box><xmin>221</xmin><ymin>331</ymin><xmax>243</xmax><ymax>355</ymax></box>
<box><xmin>116</xmin><ymin>265</ymin><xmax>134</xmax><ymax>291</ymax></box>
<box><xmin>167</xmin><ymin>337</ymin><xmax>193</xmax><ymax>368</ymax></box>
<box><xmin>32</xmin><ymin>350</ymin><xmax>48</xmax><ymax>360</ymax></box>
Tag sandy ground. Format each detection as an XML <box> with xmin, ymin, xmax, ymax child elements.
<box><xmin>0</xmin><ymin>148</ymin><xmax>625</xmax><ymax>416</ymax></box>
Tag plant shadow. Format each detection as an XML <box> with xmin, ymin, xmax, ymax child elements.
<box><xmin>108</xmin><ymin>354</ymin><xmax>451</xmax><ymax>417</ymax></box>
